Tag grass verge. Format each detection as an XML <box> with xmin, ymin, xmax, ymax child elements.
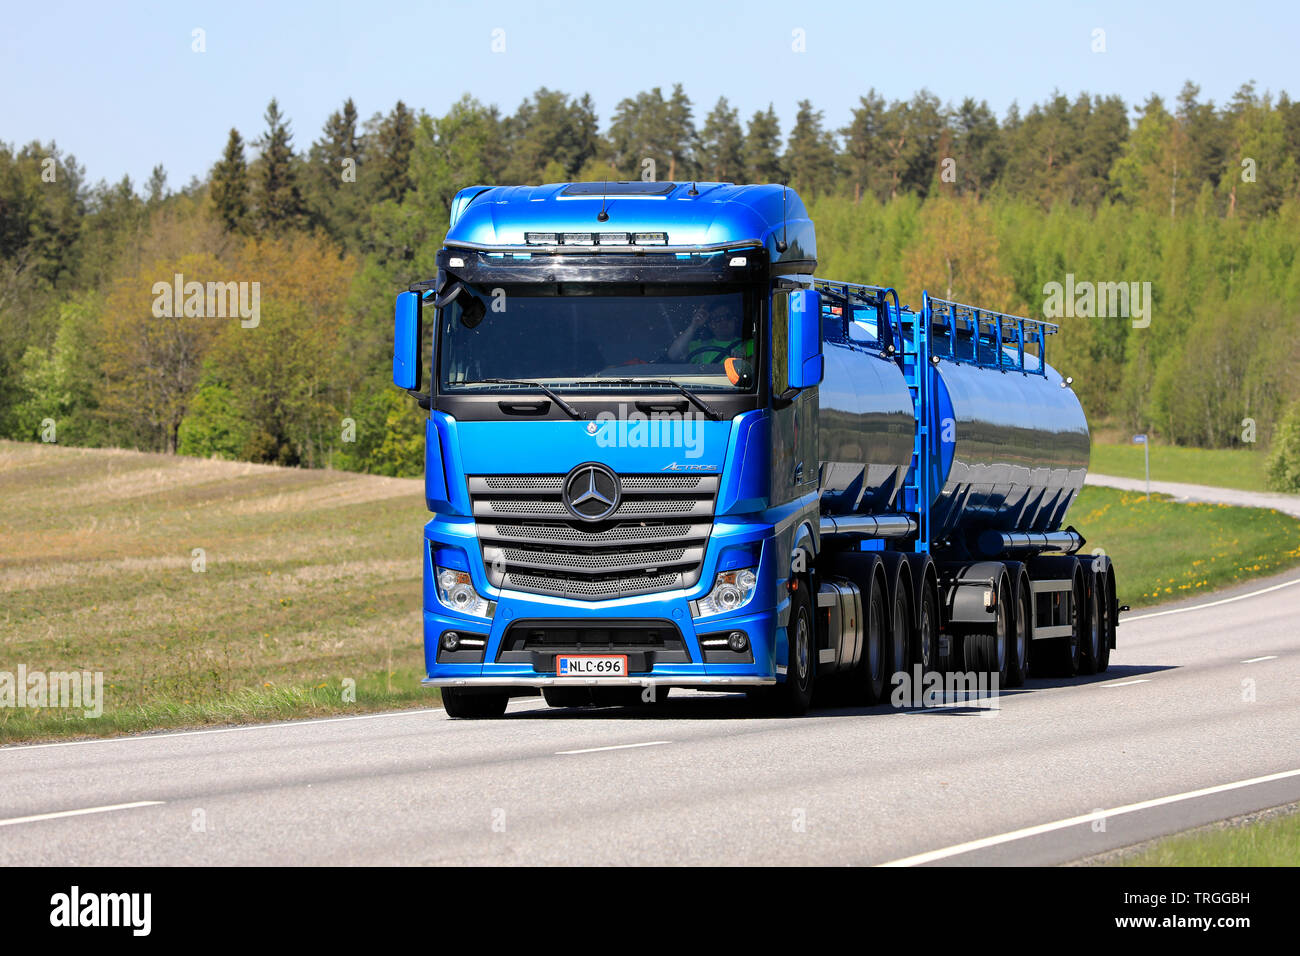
<box><xmin>1118</xmin><ymin>805</ymin><xmax>1300</xmax><ymax>866</ymax></box>
<box><xmin>1089</xmin><ymin>442</ymin><xmax>1272</xmax><ymax>492</ymax></box>
<box><xmin>1072</xmin><ymin>486</ymin><xmax>1300</xmax><ymax>606</ymax></box>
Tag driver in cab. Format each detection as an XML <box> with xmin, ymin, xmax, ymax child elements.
<box><xmin>667</xmin><ymin>303</ymin><xmax>753</xmax><ymax>364</ymax></box>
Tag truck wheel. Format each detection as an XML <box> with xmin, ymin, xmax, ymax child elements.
<box><xmin>777</xmin><ymin>577</ymin><xmax>816</xmax><ymax>715</ymax></box>
<box><xmin>1079</xmin><ymin>574</ymin><xmax>1103</xmax><ymax>675</ymax></box>
<box><xmin>887</xmin><ymin>584</ymin><xmax>911</xmax><ymax>704</ymax></box>
<box><xmin>1006</xmin><ymin>575</ymin><xmax>1031</xmax><ymax>688</ymax></box>
<box><xmin>543</xmin><ymin>686</ymin><xmax>592</xmax><ymax>708</ymax></box>
<box><xmin>852</xmin><ymin>573</ymin><xmax>888</xmax><ymax>705</ymax></box>
<box><xmin>915</xmin><ymin>583</ymin><xmax>941</xmax><ymax>682</ymax></box>
<box><xmin>1096</xmin><ymin>568</ymin><xmax>1116</xmax><ymax>673</ymax></box>
<box><xmin>441</xmin><ymin>688</ymin><xmax>509</xmax><ymax>719</ymax></box>
<box><xmin>961</xmin><ymin>574</ymin><xmax>1011</xmax><ymax>688</ymax></box>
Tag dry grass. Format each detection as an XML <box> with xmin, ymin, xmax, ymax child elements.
<box><xmin>0</xmin><ymin>440</ymin><xmax>430</xmax><ymax>742</ymax></box>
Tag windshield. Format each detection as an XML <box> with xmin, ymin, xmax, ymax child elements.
<box><xmin>438</xmin><ymin>285</ymin><xmax>758</xmax><ymax>392</ymax></box>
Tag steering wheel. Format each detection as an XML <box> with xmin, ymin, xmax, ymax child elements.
<box><xmin>687</xmin><ymin>341</ymin><xmax>738</xmax><ymax>363</ymax></box>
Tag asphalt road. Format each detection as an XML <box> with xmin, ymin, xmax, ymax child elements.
<box><xmin>2</xmin><ymin>568</ymin><xmax>1298</xmax><ymax>866</ymax></box>
<box><xmin>1086</xmin><ymin>472</ymin><xmax>1300</xmax><ymax>518</ymax></box>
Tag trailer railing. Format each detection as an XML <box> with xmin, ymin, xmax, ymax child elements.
<box><xmin>811</xmin><ymin>278</ymin><xmax>902</xmax><ymax>355</ymax></box>
<box><xmin>921</xmin><ymin>293</ymin><xmax>1057</xmax><ymax>376</ymax></box>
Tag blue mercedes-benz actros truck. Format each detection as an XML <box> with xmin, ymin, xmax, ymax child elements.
<box><xmin>392</xmin><ymin>181</ymin><xmax>1118</xmax><ymax>718</ymax></box>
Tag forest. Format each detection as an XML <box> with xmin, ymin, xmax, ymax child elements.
<box><xmin>3</xmin><ymin>82</ymin><xmax>1300</xmax><ymax>485</ymax></box>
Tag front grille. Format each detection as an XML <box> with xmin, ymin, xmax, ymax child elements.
<box><xmin>469</xmin><ymin>473</ymin><xmax>717</xmax><ymax>600</ymax></box>
<box><xmin>497</xmin><ymin>619</ymin><xmax>691</xmax><ymax>665</ymax></box>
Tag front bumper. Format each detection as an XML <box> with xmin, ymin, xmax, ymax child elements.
<box><xmin>423</xmin><ymin>675</ymin><xmax>775</xmax><ymax>688</ymax></box>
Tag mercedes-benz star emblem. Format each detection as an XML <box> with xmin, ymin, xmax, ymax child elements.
<box><xmin>562</xmin><ymin>462</ymin><xmax>621</xmax><ymax>522</ymax></box>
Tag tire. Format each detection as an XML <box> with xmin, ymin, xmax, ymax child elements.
<box><xmin>1006</xmin><ymin>575</ymin><xmax>1031</xmax><ymax>688</ymax></box>
<box><xmin>1097</xmin><ymin>568</ymin><xmax>1116</xmax><ymax>673</ymax></box>
<box><xmin>914</xmin><ymin>581</ymin><xmax>941</xmax><ymax>683</ymax></box>
<box><xmin>962</xmin><ymin>573</ymin><xmax>1011</xmax><ymax>688</ymax></box>
<box><xmin>776</xmin><ymin>576</ymin><xmax>816</xmax><ymax>715</ymax></box>
<box><xmin>1079</xmin><ymin>571</ymin><xmax>1103</xmax><ymax>675</ymax></box>
<box><xmin>542</xmin><ymin>686</ymin><xmax>592</xmax><ymax>708</ymax></box>
<box><xmin>852</xmin><ymin>572</ymin><xmax>888</xmax><ymax>705</ymax></box>
<box><xmin>887</xmin><ymin>582</ymin><xmax>911</xmax><ymax>706</ymax></box>
<box><xmin>442</xmin><ymin>687</ymin><xmax>509</xmax><ymax>719</ymax></box>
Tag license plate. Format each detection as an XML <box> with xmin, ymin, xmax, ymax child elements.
<box><xmin>556</xmin><ymin>654</ymin><xmax>628</xmax><ymax>677</ymax></box>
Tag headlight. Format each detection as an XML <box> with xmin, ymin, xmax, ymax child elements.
<box><xmin>434</xmin><ymin>566</ymin><xmax>495</xmax><ymax>619</ymax></box>
<box><xmin>692</xmin><ymin>566</ymin><xmax>758</xmax><ymax>618</ymax></box>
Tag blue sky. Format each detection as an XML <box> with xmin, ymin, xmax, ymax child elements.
<box><xmin>2</xmin><ymin>0</ymin><xmax>1296</xmax><ymax>190</ymax></box>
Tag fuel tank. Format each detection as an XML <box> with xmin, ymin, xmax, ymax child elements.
<box><xmin>815</xmin><ymin>333</ymin><xmax>1090</xmax><ymax>540</ymax></box>
<box><xmin>928</xmin><ymin>354</ymin><xmax>1089</xmax><ymax>539</ymax></box>
<box><xmin>816</xmin><ymin>340</ymin><xmax>915</xmax><ymax>514</ymax></box>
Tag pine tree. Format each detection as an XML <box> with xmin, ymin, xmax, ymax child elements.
<box><xmin>365</xmin><ymin>100</ymin><xmax>416</xmax><ymax>204</ymax></box>
<box><xmin>502</xmin><ymin>89</ymin><xmax>599</xmax><ymax>183</ymax></box>
<box><xmin>308</xmin><ymin>98</ymin><xmax>362</xmax><ymax>242</ymax></box>
<box><xmin>785</xmin><ymin>100</ymin><xmax>839</xmax><ymax>197</ymax></box>
<box><xmin>842</xmin><ymin>90</ymin><xmax>889</xmax><ymax>201</ymax></box>
<box><xmin>252</xmin><ymin>99</ymin><xmax>307</xmax><ymax>234</ymax></box>
<box><xmin>664</xmin><ymin>84</ymin><xmax>697</xmax><ymax>181</ymax></box>
<box><xmin>745</xmin><ymin>105</ymin><xmax>784</xmax><ymax>184</ymax></box>
<box><xmin>608</xmin><ymin>87</ymin><xmax>670</xmax><ymax>180</ymax></box>
<box><xmin>698</xmin><ymin>97</ymin><xmax>745</xmax><ymax>182</ymax></box>
<box><xmin>146</xmin><ymin>164</ymin><xmax>168</xmax><ymax>205</ymax></box>
<box><xmin>210</xmin><ymin>128</ymin><xmax>249</xmax><ymax>233</ymax></box>
<box><xmin>950</xmin><ymin>98</ymin><xmax>1003</xmax><ymax>198</ymax></box>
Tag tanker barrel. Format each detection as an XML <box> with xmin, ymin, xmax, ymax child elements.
<box><xmin>976</xmin><ymin>528</ymin><xmax>1085</xmax><ymax>557</ymax></box>
<box><xmin>820</xmin><ymin>514</ymin><xmax>918</xmax><ymax>539</ymax></box>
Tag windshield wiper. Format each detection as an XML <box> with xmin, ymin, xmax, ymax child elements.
<box><xmin>572</xmin><ymin>378</ymin><xmax>723</xmax><ymax>421</ymax></box>
<box><xmin>468</xmin><ymin>379</ymin><xmax>587</xmax><ymax>420</ymax></box>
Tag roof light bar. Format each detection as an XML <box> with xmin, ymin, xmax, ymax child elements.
<box><xmin>522</xmin><ymin>231</ymin><xmax>669</xmax><ymax>246</ymax></box>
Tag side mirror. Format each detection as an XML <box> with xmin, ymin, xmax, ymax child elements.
<box><xmin>393</xmin><ymin>291</ymin><xmax>421</xmax><ymax>390</ymax></box>
<box><xmin>787</xmin><ymin>289</ymin><xmax>824</xmax><ymax>390</ymax></box>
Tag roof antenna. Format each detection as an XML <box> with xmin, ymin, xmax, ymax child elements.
<box><xmin>688</xmin><ymin>180</ymin><xmax>698</xmax><ymax>196</ymax></box>
<box><xmin>775</xmin><ymin>183</ymin><xmax>789</xmax><ymax>253</ymax></box>
<box><xmin>597</xmin><ymin>179</ymin><xmax>609</xmax><ymax>222</ymax></box>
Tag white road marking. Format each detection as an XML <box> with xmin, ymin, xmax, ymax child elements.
<box><xmin>877</xmin><ymin>767</ymin><xmax>1300</xmax><ymax>866</ymax></box>
<box><xmin>0</xmin><ymin>801</ymin><xmax>164</xmax><ymax>828</ymax></box>
<box><xmin>1242</xmin><ymin>655</ymin><xmax>1279</xmax><ymax>663</ymax></box>
<box><xmin>1125</xmin><ymin>577</ymin><xmax>1300</xmax><ymax>622</ymax></box>
<box><xmin>1101</xmin><ymin>679</ymin><xmax>1151</xmax><ymax>687</ymax></box>
<box><xmin>556</xmin><ymin>741</ymin><xmax>671</xmax><ymax>755</ymax></box>
<box><xmin>0</xmin><ymin>707</ymin><xmax>447</xmax><ymax>754</ymax></box>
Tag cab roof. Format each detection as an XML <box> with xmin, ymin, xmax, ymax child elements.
<box><xmin>444</xmin><ymin>181</ymin><xmax>816</xmax><ymax>271</ymax></box>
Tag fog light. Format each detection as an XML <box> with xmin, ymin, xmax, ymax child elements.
<box><xmin>727</xmin><ymin>630</ymin><xmax>748</xmax><ymax>652</ymax></box>
<box><xmin>441</xmin><ymin>631</ymin><xmax>460</xmax><ymax>651</ymax></box>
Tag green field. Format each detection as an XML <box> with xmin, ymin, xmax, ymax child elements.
<box><xmin>1072</xmin><ymin>485</ymin><xmax>1300</xmax><ymax>605</ymax></box>
<box><xmin>1089</xmin><ymin>442</ymin><xmax>1272</xmax><ymax>493</ymax></box>
<box><xmin>3</xmin><ymin>441</ymin><xmax>1300</xmax><ymax>743</ymax></box>
<box><xmin>0</xmin><ymin>440</ymin><xmax>429</xmax><ymax>743</ymax></box>
<box><xmin>1120</xmin><ymin>807</ymin><xmax>1300</xmax><ymax>866</ymax></box>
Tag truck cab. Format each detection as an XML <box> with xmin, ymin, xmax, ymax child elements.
<box><xmin>393</xmin><ymin>182</ymin><xmax>829</xmax><ymax>716</ymax></box>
